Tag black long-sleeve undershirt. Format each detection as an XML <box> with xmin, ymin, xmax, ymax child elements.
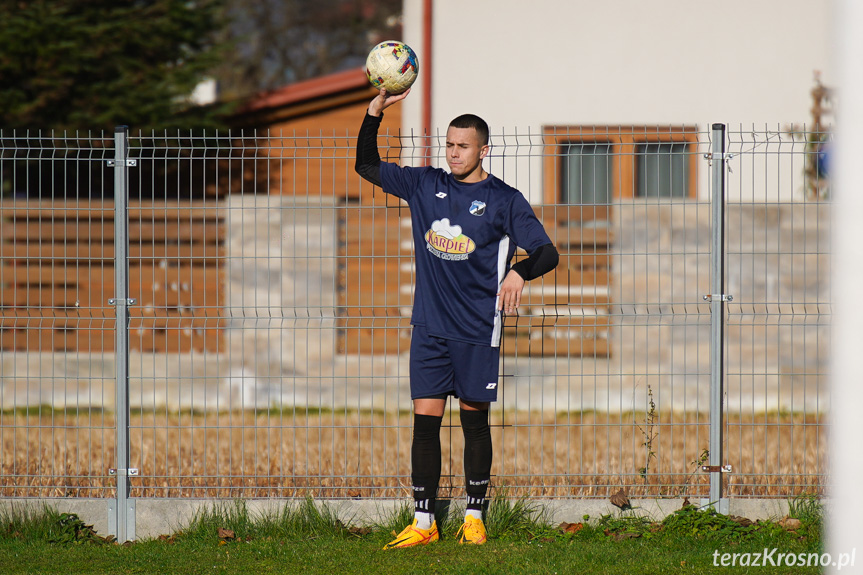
<box><xmin>355</xmin><ymin>112</ymin><xmax>383</xmax><ymax>187</ymax></box>
<box><xmin>354</xmin><ymin>111</ymin><xmax>558</xmax><ymax>281</ymax></box>
<box><xmin>511</xmin><ymin>243</ymin><xmax>559</xmax><ymax>281</ymax></box>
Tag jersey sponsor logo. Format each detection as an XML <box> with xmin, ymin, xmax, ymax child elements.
<box><xmin>485</xmin><ymin>382</ymin><xmax>497</xmax><ymax>390</ymax></box>
<box><xmin>469</xmin><ymin>200</ymin><xmax>486</xmax><ymax>216</ymax></box>
<box><xmin>425</xmin><ymin>218</ymin><xmax>475</xmax><ymax>261</ymax></box>
<box><xmin>435</xmin><ymin>191</ymin><xmax>447</xmax><ymax>198</ymax></box>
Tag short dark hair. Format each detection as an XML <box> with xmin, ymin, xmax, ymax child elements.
<box><xmin>448</xmin><ymin>114</ymin><xmax>489</xmax><ymax>146</ymax></box>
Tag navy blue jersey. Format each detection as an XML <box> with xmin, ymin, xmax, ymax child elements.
<box><xmin>380</xmin><ymin>162</ymin><xmax>552</xmax><ymax>347</ymax></box>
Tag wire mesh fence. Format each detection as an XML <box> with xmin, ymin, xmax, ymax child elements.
<box><xmin>0</xmin><ymin>125</ymin><xmax>830</xmax><ymax>502</ymax></box>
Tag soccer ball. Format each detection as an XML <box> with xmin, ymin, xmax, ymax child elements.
<box><xmin>365</xmin><ymin>41</ymin><xmax>419</xmax><ymax>95</ymax></box>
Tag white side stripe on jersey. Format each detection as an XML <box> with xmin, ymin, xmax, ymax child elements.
<box><xmin>491</xmin><ymin>235</ymin><xmax>511</xmax><ymax>347</ymax></box>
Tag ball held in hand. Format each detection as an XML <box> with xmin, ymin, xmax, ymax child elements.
<box><xmin>365</xmin><ymin>41</ymin><xmax>419</xmax><ymax>95</ymax></box>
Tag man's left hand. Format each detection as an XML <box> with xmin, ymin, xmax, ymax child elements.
<box><xmin>497</xmin><ymin>270</ymin><xmax>526</xmax><ymax>314</ymax></box>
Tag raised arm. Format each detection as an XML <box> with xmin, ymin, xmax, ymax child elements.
<box><xmin>355</xmin><ymin>88</ymin><xmax>411</xmax><ymax>187</ymax></box>
<box><xmin>355</xmin><ymin>112</ymin><xmax>384</xmax><ymax>187</ymax></box>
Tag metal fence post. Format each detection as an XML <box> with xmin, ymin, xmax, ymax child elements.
<box><xmin>705</xmin><ymin>123</ymin><xmax>730</xmax><ymax>512</ymax></box>
<box><xmin>107</xmin><ymin>126</ymin><xmax>136</xmax><ymax>542</ymax></box>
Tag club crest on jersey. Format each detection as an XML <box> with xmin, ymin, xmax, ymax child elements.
<box><xmin>469</xmin><ymin>200</ymin><xmax>486</xmax><ymax>216</ymax></box>
<box><xmin>424</xmin><ymin>218</ymin><xmax>475</xmax><ymax>261</ymax></box>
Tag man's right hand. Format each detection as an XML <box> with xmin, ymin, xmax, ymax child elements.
<box><xmin>368</xmin><ymin>88</ymin><xmax>411</xmax><ymax>117</ymax></box>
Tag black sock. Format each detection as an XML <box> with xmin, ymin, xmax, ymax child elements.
<box><xmin>411</xmin><ymin>413</ymin><xmax>443</xmax><ymax>521</ymax></box>
<box><xmin>460</xmin><ymin>408</ymin><xmax>492</xmax><ymax>512</ymax></box>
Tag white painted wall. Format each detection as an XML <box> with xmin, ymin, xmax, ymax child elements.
<box><xmin>402</xmin><ymin>0</ymin><xmax>833</xmax><ymax>201</ymax></box>
<box><xmin>406</xmin><ymin>0</ymin><xmax>832</xmax><ymax>130</ymax></box>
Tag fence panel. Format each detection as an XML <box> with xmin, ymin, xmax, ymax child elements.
<box><xmin>722</xmin><ymin>126</ymin><xmax>829</xmax><ymax>496</ymax></box>
<box><xmin>1</xmin><ymin>132</ymin><xmax>117</xmax><ymax>497</ymax></box>
<box><xmin>0</xmin><ymin>126</ymin><xmax>829</xmax><ymax>501</ymax></box>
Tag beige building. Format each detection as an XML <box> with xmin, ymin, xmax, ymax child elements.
<box><xmin>401</xmin><ymin>0</ymin><xmax>834</xmax><ymax>202</ymax></box>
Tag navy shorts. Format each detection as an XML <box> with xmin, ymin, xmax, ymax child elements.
<box><xmin>409</xmin><ymin>324</ymin><xmax>501</xmax><ymax>403</ymax></box>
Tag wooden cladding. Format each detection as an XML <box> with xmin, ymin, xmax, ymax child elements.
<box><xmin>501</xmin><ymin>226</ymin><xmax>611</xmax><ymax>357</ymax></box>
<box><xmin>0</xmin><ymin>201</ymin><xmax>225</xmax><ymax>353</ymax></box>
<box><xmin>337</xmin><ymin>203</ymin><xmax>413</xmax><ymax>355</ymax></box>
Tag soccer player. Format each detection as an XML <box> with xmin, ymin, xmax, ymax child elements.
<box><xmin>355</xmin><ymin>88</ymin><xmax>559</xmax><ymax>549</ymax></box>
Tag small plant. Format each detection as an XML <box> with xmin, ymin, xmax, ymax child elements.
<box><xmin>48</xmin><ymin>512</ymin><xmax>114</xmax><ymax>546</ymax></box>
<box><xmin>636</xmin><ymin>385</ymin><xmax>658</xmax><ymax>482</ymax></box>
<box><xmin>179</xmin><ymin>497</ymin><xmax>352</xmax><ymax>543</ymax></box>
<box><xmin>670</xmin><ymin>447</ymin><xmax>710</xmax><ymax>497</ymax></box>
<box><xmin>180</xmin><ymin>499</ymin><xmax>254</xmax><ymax>543</ymax></box>
<box><xmin>787</xmin><ymin>493</ymin><xmax>823</xmax><ymax>540</ymax></box>
<box><xmin>691</xmin><ymin>448</ymin><xmax>710</xmax><ymax>475</ymax></box>
<box><xmin>485</xmin><ymin>493</ymin><xmax>550</xmax><ymax>539</ymax></box>
<box><xmin>788</xmin><ymin>493</ymin><xmax>821</xmax><ymax>524</ymax></box>
<box><xmin>597</xmin><ymin>512</ymin><xmax>655</xmax><ymax>539</ymax></box>
<box><xmin>270</xmin><ymin>496</ymin><xmax>353</xmax><ymax>539</ymax></box>
<box><xmin>660</xmin><ymin>505</ymin><xmax>759</xmax><ymax>542</ymax></box>
<box><xmin>0</xmin><ymin>504</ymin><xmax>58</xmax><ymax>541</ymax></box>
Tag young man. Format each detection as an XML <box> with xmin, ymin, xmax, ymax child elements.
<box><xmin>355</xmin><ymin>88</ymin><xmax>559</xmax><ymax>549</ymax></box>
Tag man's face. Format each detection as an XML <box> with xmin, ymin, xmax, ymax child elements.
<box><xmin>445</xmin><ymin>126</ymin><xmax>489</xmax><ymax>181</ymax></box>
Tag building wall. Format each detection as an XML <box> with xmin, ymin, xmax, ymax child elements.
<box><xmin>402</xmin><ymin>0</ymin><xmax>833</xmax><ymax>202</ymax></box>
<box><xmin>245</xmin><ymin>97</ymin><xmax>401</xmax><ymax>200</ymax></box>
<box><xmin>0</xmin><ymin>201</ymin><xmax>827</xmax><ymax>414</ymax></box>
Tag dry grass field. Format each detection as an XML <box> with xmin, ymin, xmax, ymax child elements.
<box><xmin>0</xmin><ymin>409</ymin><xmax>825</xmax><ymax>500</ymax></box>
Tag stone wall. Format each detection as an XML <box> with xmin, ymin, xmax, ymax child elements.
<box><xmin>610</xmin><ymin>201</ymin><xmax>830</xmax><ymax>413</ymax></box>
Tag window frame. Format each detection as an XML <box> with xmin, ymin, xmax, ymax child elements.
<box><xmin>542</xmin><ymin>126</ymin><xmax>699</xmax><ymax>222</ymax></box>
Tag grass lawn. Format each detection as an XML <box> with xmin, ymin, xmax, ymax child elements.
<box><xmin>0</xmin><ymin>531</ymin><xmax>825</xmax><ymax>575</ymax></box>
<box><xmin>0</xmin><ymin>497</ymin><xmax>825</xmax><ymax>575</ymax></box>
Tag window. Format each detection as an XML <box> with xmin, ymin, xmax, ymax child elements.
<box><xmin>543</xmin><ymin>127</ymin><xmax>699</xmax><ymax>222</ymax></box>
<box><xmin>636</xmin><ymin>142</ymin><xmax>690</xmax><ymax>198</ymax></box>
<box><xmin>562</xmin><ymin>143</ymin><xmax>612</xmax><ymax>206</ymax></box>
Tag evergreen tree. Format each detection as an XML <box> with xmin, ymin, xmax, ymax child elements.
<box><xmin>0</xmin><ymin>0</ymin><xmax>227</xmax><ymax>129</ymax></box>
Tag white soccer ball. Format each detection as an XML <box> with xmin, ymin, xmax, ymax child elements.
<box><xmin>365</xmin><ymin>41</ymin><xmax>419</xmax><ymax>95</ymax></box>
